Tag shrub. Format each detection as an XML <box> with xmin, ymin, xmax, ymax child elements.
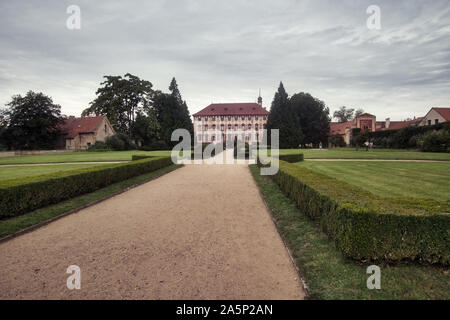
<box><xmin>131</xmin><ymin>155</ymin><xmax>154</xmax><ymax>161</ymax></box>
<box><xmin>139</xmin><ymin>140</ymin><xmax>169</xmax><ymax>151</ymax></box>
<box><xmin>419</xmin><ymin>130</ymin><xmax>449</xmax><ymax>152</ymax></box>
<box><xmin>0</xmin><ymin>156</ymin><xmax>172</xmax><ymax>218</ymax></box>
<box><xmin>87</xmin><ymin>141</ymin><xmax>110</xmax><ymax>151</ymax></box>
<box><xmin>328</xmin><ymin>135</ymin><xmax>346</xmax><ymax>148</ymax></box>
<box><xmin>279</xmin><ymin>153</ymin><xmax>304</xmax><ymax>163</ymax></box>
<box><xmin>105</xmin><ymin>133</ymin><xmax>135</xmax><ymax>151</ymax></box>
<box><xmin>258</xmin><ymin>160</ymin><xmax>450</xmax><ymax>265</ymax></box>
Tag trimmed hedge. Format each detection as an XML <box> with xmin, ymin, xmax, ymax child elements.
<box><xmin>279</xmin><ymin>153</ymin><xmax>304</xmax><ymax>163</ymax></box>
<box><xmin>259</xmin><ymin>160</ymin><xmax>450</xmax><ymax>265</ymax></box>
<box><xmin>0</xmin><ymin>156</ymin><xmax>172</xmax><ymax>218</ymax></box>
<box><xmin>132</xmin><ymin>155</ymin><xmax>154</xmax><ymax>161</ymax></box>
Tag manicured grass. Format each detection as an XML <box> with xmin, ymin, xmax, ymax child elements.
<box><xmin>0</xmin><ymin>163</ymin><xmax>106</xmax><ymax>182</ymax></box>
<box><xmin>269</xmin><ymin>148</ymin><xmax>450</xmax><ymax>161</ymax></box>
<box><xmin>0</xmin><ymin>164</ymin><xmax>181</xmax><ymax>239</ymax></box>
<box><xmin>297</xmin><ymin>161</ymin><xmax>450</xmax><ymax>200</ymax></box>
<box><xmin>249</xmin><ymin>164</ymin><xmax>450</xmax><ymax>300</ymax></box>
<box><xmin>0</xmin><ymin>150</ymin><xmax>171</xmax><ymax>165</ymax></box>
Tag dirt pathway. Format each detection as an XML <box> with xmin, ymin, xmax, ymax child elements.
<box><xmin>0</xmin><ymin>164</ymin><xmax>304</xmax><ymax>299</ymax></box>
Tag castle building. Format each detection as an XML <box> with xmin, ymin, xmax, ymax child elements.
<box><xmin>193</xmin><ymin>95</ymin><xmax>269</xmax><ymax>144</ymax></box>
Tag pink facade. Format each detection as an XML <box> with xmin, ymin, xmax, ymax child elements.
<box><xmin>193</xmin><ymin>101</ymin><xmax>269</xmax><ymax>144</ymax></box>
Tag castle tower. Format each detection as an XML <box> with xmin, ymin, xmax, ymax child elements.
<box><xmin>257</xmin><ymin>89</ymin><xmax>262</xmax><ymax>106</ymax></box>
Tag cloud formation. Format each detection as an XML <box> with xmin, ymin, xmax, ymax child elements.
<box><xmin>1</xmin><ymin>0</ymin><xmax>449</xmax><ymax>120</ymax></box>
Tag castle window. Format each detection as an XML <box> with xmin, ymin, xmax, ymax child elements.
<box><xmin>248</xmin><ymin>124</ymin><xmax>252</xmax><ymax>130</ymax></box>
<box><xmin>228</xmin><ymin>124</ymin><xmax>231</xmax><ymax>130</ymax></box>
<box><xmin>228</xmin><ymin>116</ymin><xmax>231</xmax><ymax>121</ymax></box>
<box><xmin>255</xmin><ymin>116</ymin><xmax>258</xmax><ymax>120</ymax></box>
<box><xmin>220</xmin><ymin>116</ymin><xmax>224</xmax><ymax>121</ymax></box>
<box><xmin>221</xmin><ymin>124</ymin><xmax>224</xmax><ymax>131</ymax></box>
<box><xmin>234</xmin><ymin>116</ymin><xmax>238</xmax><ymax>120</ymax></box>
<box><xmin>255</xmin><ymin>124</ymin><xmax>259</xmax><ymax>130</ymax></box>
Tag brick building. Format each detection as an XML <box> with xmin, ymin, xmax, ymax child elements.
<box><xmin>58</xmin><ymin>116</ymin><xmax>115</xmax><ymax>150</ymax></box>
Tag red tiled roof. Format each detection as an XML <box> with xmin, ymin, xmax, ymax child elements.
<box><xmin>60</xmin><ymin>116</ymin><xmax>106</xmax><ymax>139</ymax></box>
<box><xmin>387</xmin><ymin>117</ymin><xmax>424</xmax><ymax>130</ymax></box>
<box><xmin>329</xmin><ymin>121</ymin><xmax>353</xmax><ymax>135</ymax></box>
<box><xmin>433</xmin><ymin>108</ymin><xmax>450</xmax><ymax>121</ymax></box>
<box><xmin>193</xmin><ymin>103</ymin><xmax>269</xmax><ymax>116</ymax></box>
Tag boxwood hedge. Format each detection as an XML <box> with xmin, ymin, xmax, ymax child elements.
<box><xmin>258</xmin><ymin>159</ymin><xmax>450</xmax><ymax>265</ymax></box>
<box><xmin>0</xmin><ymin>156</ymin><xmax>172</xmax><ymax>218</ymax></box>
<box><xmin>279</xmin><ymin>153</ymin><xmax>304</xmax><ymax>163</ymax></box>
<box><xmin>131</xmin><ymin>155</ymin><xmax>154</xmax><ymax>161</ymax></box>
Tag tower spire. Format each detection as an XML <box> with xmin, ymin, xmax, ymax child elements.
<box><xmin>257</xmin><ymin>89</ymin><xmax>262</xmax><ymax>106</ymax></box>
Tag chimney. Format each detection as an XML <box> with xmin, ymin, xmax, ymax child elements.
<box><xmin>385</xmin><ymin>118</ymin><xmax>390</xmax><ymax>129</ymax></box>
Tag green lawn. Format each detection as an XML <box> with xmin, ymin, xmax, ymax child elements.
<box><xmin>297</xmin><ymin>161</ymin><xmax>450</xmax><ymax>200</ymax></box>
<box><xmin>0</xmin><ymin>163</ymin><xmax>107</xmax><ymax>182</ymax></box>
<box><xmin>0</xmin><ymin>150</ymin><xmax>171</xmax><ymax>165</ymax></box>
<box><xmin>271</xmin><ymin>148</ymin><xmax>450</xmax><ymax>161</ymax></box>
<box><xmin>0</xmin><ymin>164</ymin><xmax>181</xmax><ymax>239</ymax></box>
<box><xmin>249</xmin><ymin>165</ymin><xmax>450</xmax><ymax>300</ymax></box>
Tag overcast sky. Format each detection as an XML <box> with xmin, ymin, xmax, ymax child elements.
<box><xmin>1</xmin><ymin>0</ymin><xmax>449</xmax><ymax>121</ymax></box>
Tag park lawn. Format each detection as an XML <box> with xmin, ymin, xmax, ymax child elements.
<box><xmin>0</xmin><ymin>163</ymin><xmax>109</xmax><ymax>182</ymax></box>
<box><xmin>0</xmin><ymin>150</ymin><xmax>171</xmax><ymax>165</ymax></box>
<box><xmin>297</xmin><ymin>161</ymin><xmax>450</xmax><ymax>200</ymax></box>
<box><xmin>273</xmin><ymin>148</ymin><xmax>450</xmax><ymax>161</ymax></box>
<box><xmin>249</xmin><ymin>165</ymin><xmax>450</xmax><ymax>300</ymax></box>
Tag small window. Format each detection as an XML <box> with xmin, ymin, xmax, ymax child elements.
<box><xmin>205</xmin><ymin>125</ymin><xmax>208</xmax><ymax>130</ymax></box>
<box><xmin>255</xmin><ymin>116</ymin><xmax>258</xmax><ymax>120</ymax></box>
<box><xmin>212</xmin><ymin>116</ymin><xmax>216</xmax><ymax>121</ymax></box>
<box><xmin>428</xmin><ymin>120</ymin><xmax>432</xmax><ymax>126</ymax></box>
<box><xmin>241</xmin><ymin>116</ymin><xmax>245</xmax><ymax>120</ymax></box>
<box><xmin>228</xmin><ymin>124</ymin><xmax>231</xmax><ymax>130</ymax></box>
<box><xmin>212</xmin><ymin>124</ymin><xmax>216</xmax><ymax>130</ymax></box>
<box><xmin>255</xmin><ymin>124</ymin><xmax>259</xmax><ymax>130</ymax></box>
<box><xmin>221</xmin><ymin>124</ymin><xmax>224</xmax><ymax>131</ymax></box>
<box><xmin>248</xmin><ymin>116</ymin><xmax>251</xmax><ymax>120</ymax></box>
<box><xmin>198</xmin><ymin>117</ymin><xmax>201</xmax><ymax>121</ymax></box>
<box><xmin>242</xmin><ymin>124</ymin><xmax>245</xmax><ymax>130</ymax></box>
<box><xmin>248</xmin><ymin>124</ymin><xmax>252</xmax><ymax>130</ymax></box>
<box><xmin>234</xmin><ymin>116</ymin><xmax>238</xmax><ymax>120</ymax></box>
<box><xmin>104</xmin><ymin>124</ymin><xmax>107</xmax><ymax>133</ymax></box>
<box><xmin>234</xmin><ymin>124</ymin><xmax>238</xmax><ymax>130</ymax></box>
<box><xmin>220</xmin><ymin>116</ymin><xmax>224</xmax><ymax>121</ymax></box>
<box><xmin>212</xmin><ymin>135</ymin><xmax>215</xmax><ymax>141</ymax></box>
<box><xmin>228</xmin><ymin>116</ymin><xmax>231</xmax><ymax>121</ymax></box>
<box><xmin>435</xmin><ymin>119</ymin><xmax>439</xmax><ymax>125</ymax></box>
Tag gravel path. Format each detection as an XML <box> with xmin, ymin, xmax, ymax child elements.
<box><xmin>0</xmin><ymin>164</ymin><xmax>304</xmax><ymax>300</ymax></box>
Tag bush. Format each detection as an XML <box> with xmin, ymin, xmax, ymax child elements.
<box><xmin>139</xmin><ymin>140</ymin><xmax>169</xmax><ymax>151</ymax></box>
<box><xmin>87</xmin><ymin>141</ymin><xmax>110</xmax><ymax>151</ymax></box>
<box><xmin>0</xmin><ymin>156</ymin><xmax>172</xmax><ymax>218</ymax></box>
<box><xmin>279</xmin><ymin>153</ymin><xmax>304</xmax><ymax>163</ymax></box>
<box><xmin>328</xmin><ymin>135</ymin><xmax>346</xmax><ymax>148</ymax></box>
<box><xmin>131</xmin><ymin>155</ymin><xmax>154</xmax><ymax>161</ymax></box>
<box><xmin>419</xmin><ymin>130</ymin><xmax>449</xmax><ymax>152</ymax></box>
<box><xmin>258</xmin><ymin>160</ymin><xmax>450</xmax><ymax>265</ymax></box>
<box><xmin>105</xmin><ymin>133</ymin><xmax>136</xmax><ymax>151</ymax></box>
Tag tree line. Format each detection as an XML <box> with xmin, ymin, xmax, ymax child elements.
<box><xmin>266</xmin><ymin>82</ymin><xmax>331</xmax><ymax>148</ymax></box>
<box><xmin>0</xmin><ymin>74</ymin><xmax>193</xmax><ymax>150</ymax></box>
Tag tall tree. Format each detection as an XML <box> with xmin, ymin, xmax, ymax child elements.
<box><xmin>266</xmin><ymin>82</ymin><xmax>303</xmax><ymax>148</ymax></box>
<box><xmin>290</xmin><ymin>92</ymin><xmax>330</xmax><ymax>146</ymax></box>
<box><xmin>82</xmin><ymin>73</ymin><xmax>153</xmax><ymax>135</ymax></box>
<box><xmin>333</xmin><ymin>106</ymin><xmax>354</xmax><ymax>122</ymax></box>
<box><xmin>2</xmin><ymin>91</ymin><xmax>62</xmax><ymax>150</ymax></box>
<box><xmin>354</xmin><ymin>108</ymin><xmax>365</xmax><ymax>118</ymax></box>
<box><xmin>154</xmin><ymin>78</ymin><xmax>193</xmax><ymax>147</ymax></box>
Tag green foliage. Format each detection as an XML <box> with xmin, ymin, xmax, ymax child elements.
<box><xmin>419</xmin><ymin>130</ymin><xmax>449</xmax><ymax>152</ymax></box>
<box><xmin>131</xmin><ymin>110</ymin><xmax>161</xmax><ymax>146</ymax></box>
<box><xmin>153</xmin><ymin>78</ymin><xmax>194</xmax><ymax>148</ymax></box>
<box><xmin>333</xmin><ymin>106</ymin><xmax>354</xmax><ymax>122</ymax></box>
<box><xmin>0</xmin><ymin>156</ymin><xmax>172</xmax><ymax>218</ymax></box>
<box><xmin>131</xmin><ymin>155</ymin><xmax>153</xmax><ymax>161</ymax></box>
<box><xmin>266</xmin><ymin>82</ymin><xmax>303</xmax><ymax>148</ymax></box>
<box><xmin>278</xmin><ymin>153</ymin><xmax>304</xmax><ymax>163</ymax></box>
<box><xmin>258</xmin><ymin>160</ymin><xmax>450</xmax><ymax>265</ymax></box>
<box><xmin>82</xmin><ymin>73</ymin><xmax>154</xmax><ymax>136</ymax></box>
<box><xmin>105</xmin><ymin>133</ymin><xmax>135</xmax><ymax>150</ymax></box>
<box><xmin>1</xmin><ymin>91</ymin><xmax>63</xmax><ymax>150</ymax></box>
<box><xmin>87</xmin><ymin>141</ymin><xmax>110</xmax><ymax>151</ymax></box>
<box><xmin>139</xmin><ymin>140</ymin><xmax>169</xmax><ymax>151</ymax></box>
<box><xmin>290</xmin><ymin>92</ymin><xmax>330</xmax><ymax>146</ymax></box>
<box><xmin>328</xmin><ymin>134</ymin><xmax>346</xmax><ymax>147</ymax></box>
